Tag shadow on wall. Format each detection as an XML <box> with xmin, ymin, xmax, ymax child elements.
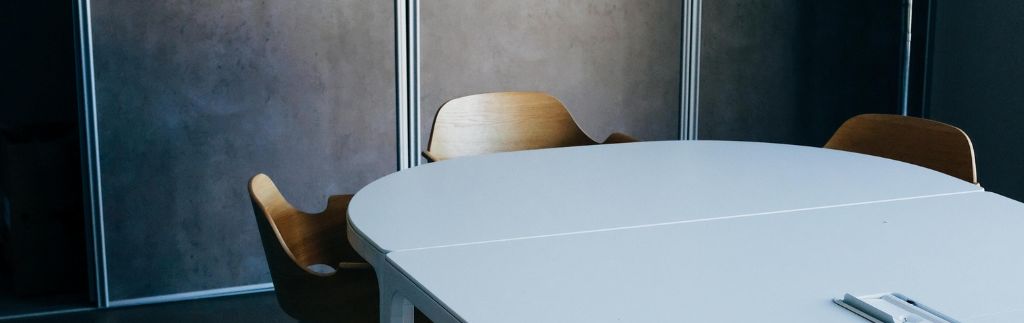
<box><xmin>699</xmin><ymin>0</ymin><xmax>903</xmax><ymax>146</ymax></box>
<box><xmin>925</xmin><ymin>0</ymin><xmax>1024</xmax><ymax>201</ymax></box>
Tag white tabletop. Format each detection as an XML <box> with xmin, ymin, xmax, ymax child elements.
<box><xmin>348</xmin><ymin>141</ymin><xmax>982</xmax><ymax>253</ymax></box>
<box><xmin>387</xmin><ymin>192</ymin><xmax>1024</xmax><ymax>322</ymax></box>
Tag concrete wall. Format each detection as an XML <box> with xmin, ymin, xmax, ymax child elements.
<box><xmin>927</xmin><ymin>0</ymin><xmax>1024</xmax><ymax>200</ymax></box>
<box><xmin>699</xmin><ymin>0</ymin><xmax>904</xmax><ymax>146</ymax></box>
<box><xmin>87</xmin><ymin>0</ymin><xmax>681</xmax><ymax>302</ymax></box>
<box><xmin>420</xmin><ymin>0</ymin><xmax>682</xmax><ymax>145</ymax></box>
<box><xmin>89</xmin><ymin>0</ymin><xmax>396</xmax><ymax>300</ymax></box>
<box><xmin>82</xmin><ymin>0</ymin><xmax>931</xmax><ymax>301</ymax></box>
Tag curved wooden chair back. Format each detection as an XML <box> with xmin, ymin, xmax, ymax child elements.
<box><xmin>825</xmin><ymin>114</ymin><xmax>978</xmax><ymax>184</ymax></box>
<box><xmin>248</xmin><ymin>174</ymin><xmax>378</xmax><ymax>322</ymax></box>
<box><xmin>423</xmin><ymin>92</ymin><xmax>600</xmax><ymax>162</ymax></box>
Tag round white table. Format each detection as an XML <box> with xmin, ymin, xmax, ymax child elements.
<box><xmin>346</xmin><ymin>141</ymin><xmax>989</xmax><ymax>322</ymax></box>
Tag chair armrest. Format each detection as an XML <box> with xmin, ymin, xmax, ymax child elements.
<box><xmin>602</xmin><ymin>132</ymin><xmax>640</xmax><ymax>144</ymax></box>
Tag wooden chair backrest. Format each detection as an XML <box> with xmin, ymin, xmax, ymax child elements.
<box><xmin>250</xmin><ymin>173</ymin><xmax>363</xmax><ymax>269</ymax></box>
<box><xmin>248</xmin><ymin>174</ymin><xmax>373</xmax><ymax>321</ymax></box>
<box><xmin>825</xmin><ymin>114</ymin><xmax>978</xmax><ymax>184</ymax></box>
<box><xmin>424</xmin><ymin>92</ymin><xmax>597</xmax><ymax>161</ymax></box>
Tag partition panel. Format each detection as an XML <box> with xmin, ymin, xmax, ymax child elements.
<box><xmin>926</xmin><ymin>0</ymin><xmax>1024</xmax><ymax>201</ymax></box>
<box><xmin>89</xmin><ymin>0</ymin><xmax>396</xmax><ymax>300</ymax></box>
<box><xmin>699</xmin><ymin>0</ymin><xmax>903</xmax><ymax>145</ymax></box>
<box><xmin>420</xmin><ymin>0</ymin><xmax>683</xmax><ymax>147</ymax></box>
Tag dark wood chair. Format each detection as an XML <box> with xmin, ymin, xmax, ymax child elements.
<box><xmin>422</xmin><ymin>92</ymin><xmax>639</xmax><ymax>162</ymax></box>
<box><xmin>825</xmin><ymin>114</ymin><xmax>978</xmax><ymax>184</ymax></box>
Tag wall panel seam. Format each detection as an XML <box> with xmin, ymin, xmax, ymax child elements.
<box><xmin>680</xmin><ymin>0</ymin><xmax>702</xmax><ymax>140</ymax></box>
<box><xmin>396</xmin><ymin>0</ymin><xmax>421</xmax><ymax>170</ymax></box>
<box><xmin>74</xmin><ymin>0</ymin><xmax>109</xmax><ymax>308</ymax></box>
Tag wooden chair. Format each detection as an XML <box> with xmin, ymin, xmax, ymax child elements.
<box><xmin>248</xmin><ymin>174</ymin><xmax>378</xmax><ymax>322</ymax></box>
<box><xmin>422</xmin><ymin>92</ymin><xmax>639</xmax><ymax>162</ymax></box>
<box><xmin>825</xmin><ymin>114</ymin><xmax>978</xmax><ymax>184</ymax></box>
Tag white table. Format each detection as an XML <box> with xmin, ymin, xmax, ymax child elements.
<box><xmin>346</xmin><ymin>141</ymin><xmax>990</xmax><ymax>322</ymax></box>
<box><xmin>389</xmin><ymin>192</ymin><xmax>1024</xmax><ymax>322</ymax></box>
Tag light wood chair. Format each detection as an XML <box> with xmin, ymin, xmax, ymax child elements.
<box><xmin>422</xmin><ymin>92</ymin><xmax>639</xmax><ymax>162</ymax></box>
<box><xmin>825</xmin><ymin>114</ymin><xmax>978</xmax><ymax>184</ymax></box>
<box><xmin>248</xmin><ymin>174</ymin><xmax>378</xmax><ymax>322</ymax></box>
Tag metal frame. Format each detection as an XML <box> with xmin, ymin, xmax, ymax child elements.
<box><xmin>72</xmin><ymin>0</ymin><xmax>109</xmax><ymax>309</ymax></box>
<box><xmin>0</xmin><ymin>307</ymin><xmax>94</xmax><ymax>321</ymax></box>
<box><xmin>396</xmin><ymin>0</ymin><xmax>421</xmax><ymax>170</ymax></box>
<box><xmin>899</xmin><ymin>0</ymin><xmax>915</xmax><ymax>116</ymax></box>
<box><xmin>107</xmin><ymin>283</ymin><xmax>274</xmax><ymax>308</ymax></box>
<box><xmin>680</xmin><ymin>0</ymin><xmax>703</xmax><ymax>140</ymax></box>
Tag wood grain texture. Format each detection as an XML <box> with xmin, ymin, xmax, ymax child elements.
<box><xmin>248</xmin><ymin>174</ymin><xmax>377</xmax><ymax>322</ymax></box>
<box><xmin>825</xmin><ymin>114</ymin><xmax>978</xmax><ymax>184</ymax></box>
<box><xmin>423</xmin><ymin>92</ymin><xmax>637</xmax><ymax>162</ymax></box>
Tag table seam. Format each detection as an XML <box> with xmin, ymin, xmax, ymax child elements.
<box><xmin>388</xmin><ymin>189</ymin><xmax>984</xmax><ymax>254</ymax></box>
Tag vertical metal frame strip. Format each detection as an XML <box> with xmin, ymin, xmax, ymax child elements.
<box><xmin>680</xmin><ymin>0</ymin><xmax>702</xmax><ymax>140</ymax></box>
<box><xmin>72</xmin><ymin>0</ymin><xmax>109</xmax><ymax>308</ymax></box>
<box><xmin>899</xmin><ymin>0</ymin><xmax>914</xmax><ymax>116</ymax></box>
<box><xmin>411</xmin><ymin>0</ymin><xmax>421</xmax><ymax>167</ymax></box>
<box><xmin>396</xmin><ymin>0</ymin><xmax>421</xmax><ymax>170</ymax></box>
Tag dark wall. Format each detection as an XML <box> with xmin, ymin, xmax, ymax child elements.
<box><xmin>926</xmin><ymin>0</ymin><xmax>1024</xmax><ymax>200</ymax></box>
<box><xmin>0</xmin><ymin>3</ymin><xmax>79</xmax><ymax>129</ymax></box>
<box><xmin>420</xmin><ymin>0</ymin><xmax>682</xmax><ymax>145</ymax></box>
<box><xmin>699</xmin><ymin>0</ymin><xmax>904</xmax><ymax>146</ymax></box>
<box><xmin>89</xmin><ymin>0</ymin><xmax>396</xmax><ymax>300</ymax></box>
<box><xmin>0</xmin><ymin>2</ymin><xmax>87</xmax><ymax>297</ymax></box>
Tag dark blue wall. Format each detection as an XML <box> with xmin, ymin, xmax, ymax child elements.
<box><xmin>926</xmin><ymin>0</ymin><xmax>1024</xmax><ymax>201</ymax></box>
<box><xmin>699</xmin><ymin>0</ymin><xmax>904</xmax><ymax>145</ymax></box>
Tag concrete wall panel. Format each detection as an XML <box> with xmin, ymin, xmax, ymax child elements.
<box><xmin>420</xmin><ymin>0</ymin><xmax>682</xmax><ymax>146</ymax></box>
<box><xmin>90</xmin><ymin>0</ymin><xmax>396</xmax><ymax>300</ymax></box>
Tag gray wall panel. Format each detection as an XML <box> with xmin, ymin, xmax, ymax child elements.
<box><xmin>699</xmin><ymin>1</ymin><xmax>902</xmax><ymax>146</ymax></box>
<box><xmin>927</xmin><ymin>0</ymin><xmax>1024</xmax><ymax>200</ymax></box>
<box><xmin>420</xmin><ymin>0</ymin><xmax>682</xmax><ymax>146</ymax></box>
<box><xmin>90</xmin><ymin>0</ymin><xmax>395</xmax><ymax>300</ymax></box>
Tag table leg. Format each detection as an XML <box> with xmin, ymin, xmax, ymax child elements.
<box><xmin>379</xmin><ymin>271</ymin><xmax>415</xmax><ymax>323</ymax></box>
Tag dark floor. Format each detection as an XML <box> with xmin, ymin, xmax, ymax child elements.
<box><xmin>0</xmin><ymin>292</ymin><xmax>90</xmax><ymax>319</ymax></box>
<box><xmin>3</xmin><ymin>292</ymin><xmax>295</xmax><ymax>323</ymax></box>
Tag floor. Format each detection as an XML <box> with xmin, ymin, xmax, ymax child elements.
<box><xmin>2</xmin><ymin>292</ymin><xmax>295</xmax><ymax>323</ymax></box>
<box><xmin>0</xmin><ymin>292</ymin><xmax>90</xmax><ymax>320</ymax></box>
